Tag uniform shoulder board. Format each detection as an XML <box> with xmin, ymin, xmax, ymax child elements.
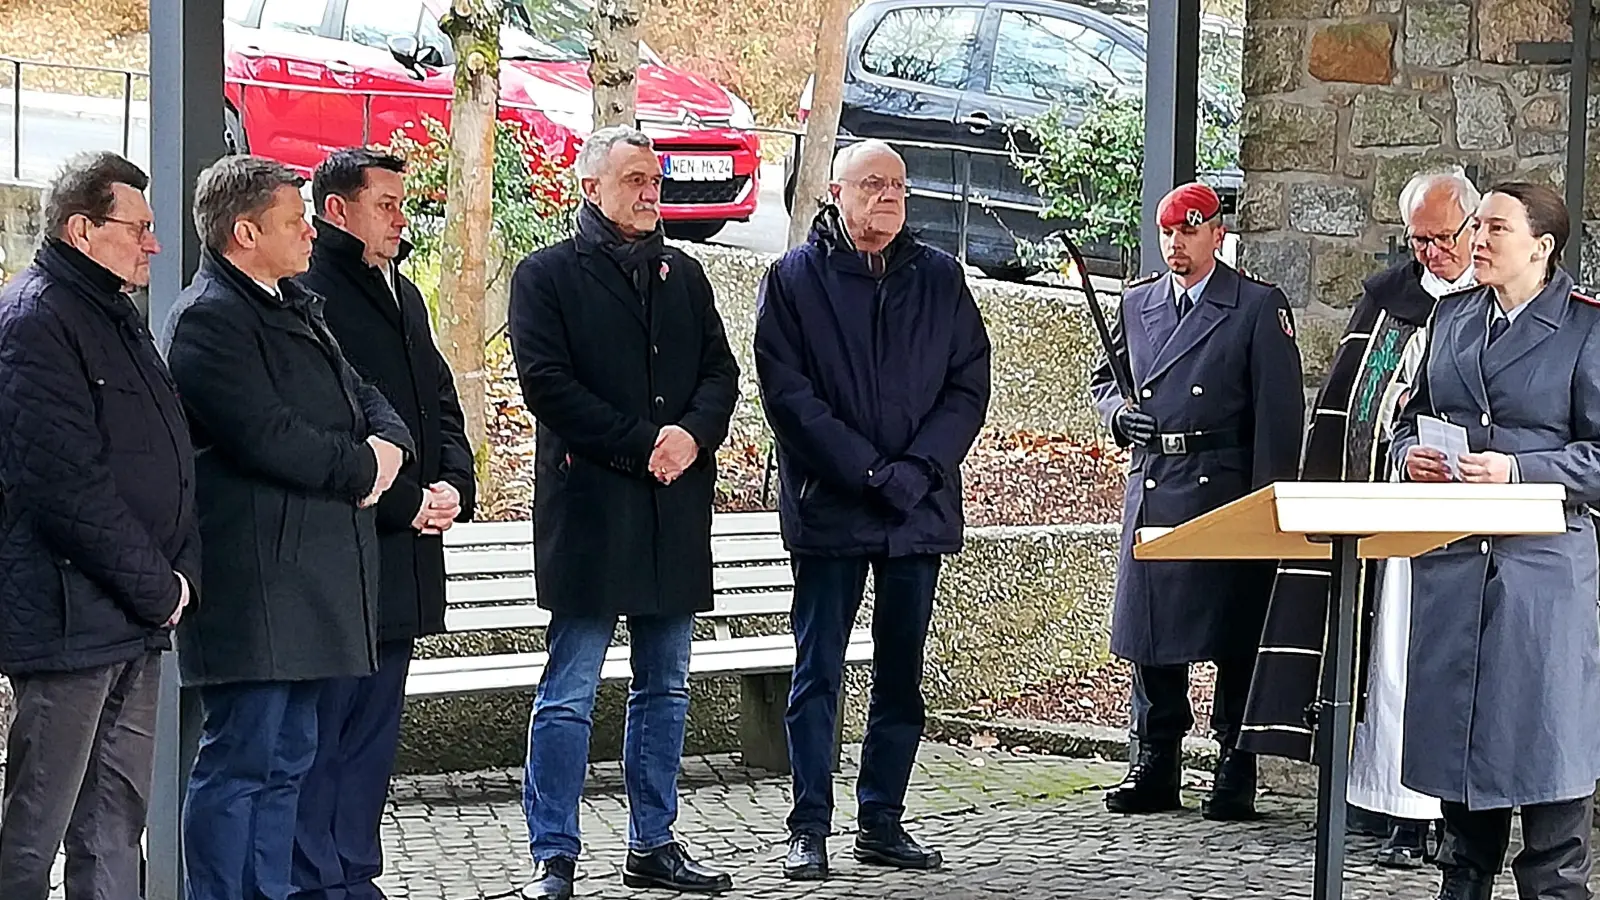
<box><xmin>1436</xmin><ymin>284</ymin><xmax>1481</xmax><ymax>303</ymax></box>
<box><xmin>1237</xmin><ymin>267</ymin><xmax>1275</xmax><ymax>288</ymax></box>
<box><xmin>1572</xmin><ymin>289</ymin><xmax>1600</xmax><ymax>307</ymax></box>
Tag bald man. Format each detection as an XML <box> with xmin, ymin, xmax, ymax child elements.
<box><xmin>754</xmin><ymin>140</ymin><xmax>992</xmax><ymax>880</ymax></box>
<box><xmin>1090</xmin><ymin>183</ymin><xmax>1305</xmax><ymax>823</ymax></box>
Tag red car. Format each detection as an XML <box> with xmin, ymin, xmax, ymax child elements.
<box><xmin>222</xmin><ymin>0</ymin><xmax>761</xmax><ymax>240</ymax></box>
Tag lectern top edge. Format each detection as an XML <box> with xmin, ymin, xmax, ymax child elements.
<box><xmin>1268</xmin><ymin>481</ymin><xmax>1567</xmax><ymax>501</ymax></box>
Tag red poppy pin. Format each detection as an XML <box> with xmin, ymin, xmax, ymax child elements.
<box><xmin>1278</xmin><ymin>307</ymin><xmax>1295</xmax><ymax>338</ymax></box>
<box><xmin>659</xmin><ymin>260</ymin><xmax>671</xmax><ymax>282</ymax></box>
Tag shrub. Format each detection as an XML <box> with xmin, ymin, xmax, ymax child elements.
<box><xmin>379</xmin><ymin>116</ymin><xmax>579</xmax><ymax>317</ymax></box>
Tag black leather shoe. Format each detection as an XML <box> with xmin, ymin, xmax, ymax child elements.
<box><xmin>1201</xmin><ymin>747</ymin><xmax>1259</xmax><ymax>821</ymax></box>
<box><xmin>1436</xmin><ymin>865</ymin><xmax>1494</xmax><ymax>900</ymax></box>
<box><xmin>521</xmin><ymin>857</ymin><xmax>576</xmax><ymax>900</ymax></box>
<box><xmin>1376</xmin><ymin>820</ymin><xmax>1427</xmax><ymax>869</ymax></box>
<box><xmin>1104</xmin><ymin>740</ymin><xmax>1182</xmax><ymax>814</ymax></box>
<box><xmin>783</xmin><ymin>832</ymin><xmax>829</xmax><ymax>881</ymax></box>
<box><xmin>623</xmin><ymin>841</ymin><xmax>732</xmax><ymax>893</ymax></box>
<box><xmin>854</xmin><ymin>824</ymin><xmax>943</xmax><ymax>870</ymax></box>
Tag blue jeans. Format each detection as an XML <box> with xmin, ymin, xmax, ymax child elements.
<box><xmin>184</xmin><ymin>680</ymin><xmax>322</xmax><ymax>900</ymax></box>
<box><xmin>784</xmin><ymin>554</ymin><xmax>940</xmax><ymax>837</ymax></box>
<box><xmin>291</xmin><ymin>639</ymin><xmax>414</xmax><ymax>900</ymax></box>
<box><xmin>523</xmin><ymin>613</ymin><xmax>694</xmax><ymax>862</ymax></box>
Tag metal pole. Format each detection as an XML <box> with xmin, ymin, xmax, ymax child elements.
<box><xmin>1564</xmin><ymin>0</ymin><xmax>1590</xmax><ymax>277</ymax></box>
<box><xmin>12</xmin><ymin>60</ymin><xmax>21</xmax><ymax>180</ymax></box>
<box><xmin>122</xmin><ymin>71</ymin><xmax>134</xmax><ymax>158</ymax></box>
<box><xmin>1312</xmin><ymin>535</ymin><xmax>1361</xmax><ymax>900</ymax></box>
<box><xmin>148</xmin><ymin>0</ymin><xmax>224</xmax><ymax>896</ymax></box>
<box><xmin>957</xmin><ymin>150</ymin><xmax>972</xmax><ymax>266</ymax></box>
<box><xmin>1139</xmin><ymin>0</ymin><xmax>1201</xmax><ymax>276</ymax></box>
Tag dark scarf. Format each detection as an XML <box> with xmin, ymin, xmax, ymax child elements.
<box><xmin>575</xmin><ymin>200</ymin><xmax>666</xmax><ymax>297</ymax></box>
<box><xmin>809</xmin><ymin>202</ymin><xmax>912</xmax><ymax>278</ymax></box>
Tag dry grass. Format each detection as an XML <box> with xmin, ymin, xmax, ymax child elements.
<box><xmin>0</xmin><ymin>0</ymin><xmax>149</xmax><ymax>97</ymax></box>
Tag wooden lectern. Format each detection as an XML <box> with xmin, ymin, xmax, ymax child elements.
<box><xmin>1134</xmin><ymin>482</ymin><xmax>1569</xmax><ymax>900</ymax></box>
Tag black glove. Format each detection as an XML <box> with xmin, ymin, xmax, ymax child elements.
<box><xmin>1112</xmin><ymin>406</ymin><xmax>1158</xmax><ymax>446</ymax></box>
<box><xmin>868</xmin><ymin>459</ymin><xmax>933</xmax><ymax>516</ymax></box>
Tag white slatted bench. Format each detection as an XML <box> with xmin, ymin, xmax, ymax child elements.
<box><xmin>408</xmin><ymin>511</ymin><xmax>869</xmax><ymax>771</ymax></box>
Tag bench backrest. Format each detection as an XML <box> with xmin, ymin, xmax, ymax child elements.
<box><xmin>442</xmin><ymin>512</ymin><xmax>792</xmax><ymax>637</ymax></box>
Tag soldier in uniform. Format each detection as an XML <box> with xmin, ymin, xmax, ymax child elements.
<box><xmin>1090</xmin><ymin>182</ymin><xmax>1305</xmax><ymax>821</ymax></box>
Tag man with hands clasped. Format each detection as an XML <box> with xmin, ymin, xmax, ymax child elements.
<box><xmin>160</xmin><ymin>155</ymin><xmax>414</xmax><ymax>900</ymax></box>
<box><xmin>291</xmin><ymin>148</ymin><xmax>477</xmax><ymax>900</ymax></box>
<box><xmin>509</xmin><ymin>126</ymin><xmax>739</xmax><ymax>900</ymax></box>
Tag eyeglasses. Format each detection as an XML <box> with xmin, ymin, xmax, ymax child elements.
<box><xmin>1405</xmin><ymin>217</ymin><xmax>1471</xmax><ymax>252</ymax></box>
<box><xmin>94</xmin><ymin>216</ymin><xmax>157</xmax><ymax>237</ymax></box>
<box><xmin>847</xmin><ymin>175</ymin><xmax>907</xmax><ymax>197</ymax></box>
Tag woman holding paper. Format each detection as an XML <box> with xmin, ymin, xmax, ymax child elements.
<box><xmin>1395</xmin><ymin>181</ymin><xmax>1600</xmax><ymax>900</ymax></box>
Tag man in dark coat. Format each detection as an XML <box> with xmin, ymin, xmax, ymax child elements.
<box><xmin>508</xmin><ymin>126</ymin><xmax>739</xmax><ymax>900</ymax></box>
<box><xmin>159</xmin><ymin>155</ymin><xmax>414</xmax><ymax>900</ymax></box>
<box><xmin>755</xmin><ymin>140</ymin><xmax>992</xmax><ymax>881</ymax></box>
<box><xmin>1090</xmin><ymin>182</ymin><xmax>1304</xmax><ymax>822</ymax></box>
<box><xmin>0</xmin><ymin>152</ymin><xmax>198</xmax><ymax>900</ymax></box>
<box><xmin>290</xmin><ymin>148</ymin><xmax>477</xmax><ymax>900</ymax></box>
<box><xmin>1242</xmin><ymin>167</ymin><xmax>1478</xmax><ymax>866</ymax></box>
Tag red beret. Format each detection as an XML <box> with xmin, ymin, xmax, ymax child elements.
<box><xmin>1157</xmin><ymin>183</ymin><xmax>1222</xmax><ymax>229</ymax></box>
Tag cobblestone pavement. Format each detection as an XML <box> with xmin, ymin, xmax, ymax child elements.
<box><xmin>374</xmin><ymin>743</ymin><xmax>1598</xmax><ymax>900</ymax></box>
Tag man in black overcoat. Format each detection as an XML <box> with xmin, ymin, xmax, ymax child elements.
<box><xmin>1090</xmin><ymin>182</ymin><xmax>1304</xmax><ymax>822</ymax></box>
<box><xmin>290</xmin><ymin>148</ymin><xmax>477</xmax><ymax>900</ymax></box>
<box><xmin>508</xmin><ymin>126</ymin><xmax>740</xmax><ymax>900</ymax></box>
<box><xmin>160</xmin><ymin>155</ymin><xmax>414</xmax><ymax>900</ymax></box>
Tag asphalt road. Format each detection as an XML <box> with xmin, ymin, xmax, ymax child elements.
<box><xmin>0</xmin><ymin>96</ymin><xmax>150</xmax><ymax>185</ymax></box>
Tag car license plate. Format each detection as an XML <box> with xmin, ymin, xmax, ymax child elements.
<box><xmin>662</xmin><ymin>154</ymin><xmax>733</xmax><ymax>182</ymax></box>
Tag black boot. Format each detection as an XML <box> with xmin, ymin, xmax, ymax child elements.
<box><xmin>1200</xmin><ymin>747</ymin><xmax>1259</xmax><ymax>821</ymax></box>
<box><xmin>1104</xmin><ymin>740</ymin><xmax>1182</xmax><ymax>814</ymax></box>
<box><xmin>1436</xmin><ymin>865</ymin><xmax>1494</xmax><ymax>900</ymax></box>
<box><xmin>521</xmin><ymin>857</ymin><xmax>576</xmax><ymax>900</ymax></box>
<box><xmin>623</xmin><ymin>842</ymin><xmax>733</xmax><ymax>893</ymax></box>
<box><xmin>783</xmin><ymin>832</ymin><xmax>829</xmax><ymax>881</ymax></box>
<box><xmin>1376</xmin><ymin>819</ymin><xmax>1428</xmax><ymax>869</ymax></box>
<box><xmin>854</xmin><ymin>824</ymin><xmax>943</xmax><ymax>870</ymax></box>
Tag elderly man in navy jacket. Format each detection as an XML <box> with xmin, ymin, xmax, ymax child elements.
<box><xmin>755</xmin><ymin>139</ymin><xmax>992</xmax><ymax>881</ymax></box>
<box><xmin>1090</xmin><ymin>183</ymin><xmax>1304</xmax><ymax>823</ymax></box>
<box><xmin>0</xmin><ymin>152</ymin><xmax>197</xmax><ymax>899</ymax></box>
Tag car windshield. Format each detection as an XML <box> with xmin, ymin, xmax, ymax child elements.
<box><xmin>500</xmin><ymin>0</ymin><xmax>663</xmax><ymax>64</ymax></box>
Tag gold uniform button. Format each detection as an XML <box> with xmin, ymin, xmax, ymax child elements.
<box><xmin>1191</xmin><ymin>385</ymin><xmax>1203</xmax><ymax>396</ymax></box>
<box><xmin>1145</xmin><ymin>478</ymin><xmax>1157</xmax><ymax>489</ymax></box>
<box><xmin>1141</xmin><ymin>388</ymin><xmax>1153</xmax><ymax>399</ymax></box>
<box><xmin>1198</xmin><ymin>476</ymin><xmax>1209</xmax><ymax>485</ymax></box>
<box><xmin>1480</xmin><ymin>541</ymin><xmax>1490</xmax><ymax>554</ymax></box>
<box><xmin>1481</xmin><ymin>413</ymin><xmax>1491</xmax><ymax>427</ymax></box>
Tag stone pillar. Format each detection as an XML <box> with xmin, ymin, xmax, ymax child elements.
<box><xmin>1238</xmin><ymin>0</ymin><xmax>1591</xmax><ymax>378</ymax></box>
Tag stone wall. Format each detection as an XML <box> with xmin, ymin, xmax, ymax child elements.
<box><xmin>0</xmin><ymin>181</ymin><xmax>41</xmax><ymax>283</ymax></box>
<box><xmin>1239</xmin><ymin>0</ymin><xmax>1590</xmax><ymax>319</ymax></box>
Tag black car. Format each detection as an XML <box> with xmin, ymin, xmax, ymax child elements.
<box><xmin>784</xmin><ymin>0</ymin><xmax>1242</xmax><ymax>279</ymax></box>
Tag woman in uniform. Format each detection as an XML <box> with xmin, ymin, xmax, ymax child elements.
<box><xmin>1396</xmin><ymin>181</ymin><xmax>1600</xmax><ymax>900</ymax></box>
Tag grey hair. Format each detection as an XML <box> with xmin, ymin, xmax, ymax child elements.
<box><xmin>43</xmin><ymin>151</ymin><xmax>150</xmax><ymax>238</ymax></box>
<box><xmin>192</xmin><ymin>155</ymin><xmax>306</xmax><ymax>253</ymax></box>
<box><xmin>1398</xmin><ymin>166</ymin><xmax>1480</xmax><ymax>228</ymax></box>
<box><xmin>831</xmin><ymin>139</ymin><xmax>901</xmax><ymax>181</ymax></box>
<box><xmin>574</xmin><ymin>126</ymin><xmax>653</xmax><ymax>180</ymax></box>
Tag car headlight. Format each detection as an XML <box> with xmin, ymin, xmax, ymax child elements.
<box><xmin>728</xmin><ymin>93</ymin><xmax>756</xmax><ymax>131</ymax></box>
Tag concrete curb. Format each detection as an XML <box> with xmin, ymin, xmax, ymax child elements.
<box><xmin>926</xmin><ymin>712</ymin><xmax>1319</xmax><ymax>799</ymax></box>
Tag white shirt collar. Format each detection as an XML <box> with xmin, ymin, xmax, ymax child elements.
<box><xmin>253</xmin><ymin>277</ymin><xmax>279</xmax><ymax>298</ymax></box>
<box><xmin>1171</xmin><ymin>267</ymin><xmax>1216</xmax><ymax>308</ymax></box>
<box><xmin>1420</xmin><ymin>264</ymin><xmax>1475</xmax><ymax>300</ymax></box>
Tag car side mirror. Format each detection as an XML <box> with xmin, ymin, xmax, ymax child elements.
<box><xmin>388</xmin><ymin>34</ymin><xmax>421</xmax><ymax>67</ymax></box>
<box><xmin>418</xmin><ymin>44</ymin><xmax>446</xmax><ymax>68</ymax></box>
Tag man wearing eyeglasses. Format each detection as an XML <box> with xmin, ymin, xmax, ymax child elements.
<box><xmin>0</xmin><ymin>152</ymin><xmax>198</xmax><ymax>899</ymax></box>
<box><xmin>756</xmin><ymin>139</ymin><xmax>991</xmax><ymax>880</ymax></box>
<box><xmin>1241</xmin><ymin>167</ymin><xmax>1478</xmax><ymax>867</ymax></box>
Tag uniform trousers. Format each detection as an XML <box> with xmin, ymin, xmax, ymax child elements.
<box><xmin>1439</xmin><ymin>796</ymin><xmax>1594</xmax><ymax>900</ymax></box>
<box><xmin>1130</xmin><ymin>655</ymin><xmax>1254</xmax><ymax>747</ymax></box>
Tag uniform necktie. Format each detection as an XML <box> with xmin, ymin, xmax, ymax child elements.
<box><xmin>1488</xmin><ymin>315</ymin><xmax>1509</xmax><ymax>346</ymax></box>
<box><xmin>1176</xmin><ymin>290</ymin><xmax>1194</xmax><ymax>320</ymax></box>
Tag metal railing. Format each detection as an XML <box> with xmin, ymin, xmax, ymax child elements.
<box><xmin>1</xmin><ymin>56</ymin><xmax>149</xmax><ymax>181</ymax></box>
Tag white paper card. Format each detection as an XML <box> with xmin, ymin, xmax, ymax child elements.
<box><xmin>1417</xmin><ymin>414</ymin><xmax>1470</xmax><ymax>480</ymax></box>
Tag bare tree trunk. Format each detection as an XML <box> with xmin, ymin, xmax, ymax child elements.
<box><xmin>590</xmin><ymin>0</ymin><xmax>643</xmax><ymax>128</ymax></box>
<box><xmin>438</xmin><ymin>1</ymin><xmax>499</xmax><ymax>479</ymax></box>
<box><xmin>786</xmin><ymin>0</ymin><xmax>852</xmax><ymax>249</ymax></box>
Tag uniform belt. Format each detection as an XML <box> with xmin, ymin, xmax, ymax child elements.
<box><xmin>1153</xmin><ymin>429</ymin><xmax>1243</xmax><ymax>455</ymax></box>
